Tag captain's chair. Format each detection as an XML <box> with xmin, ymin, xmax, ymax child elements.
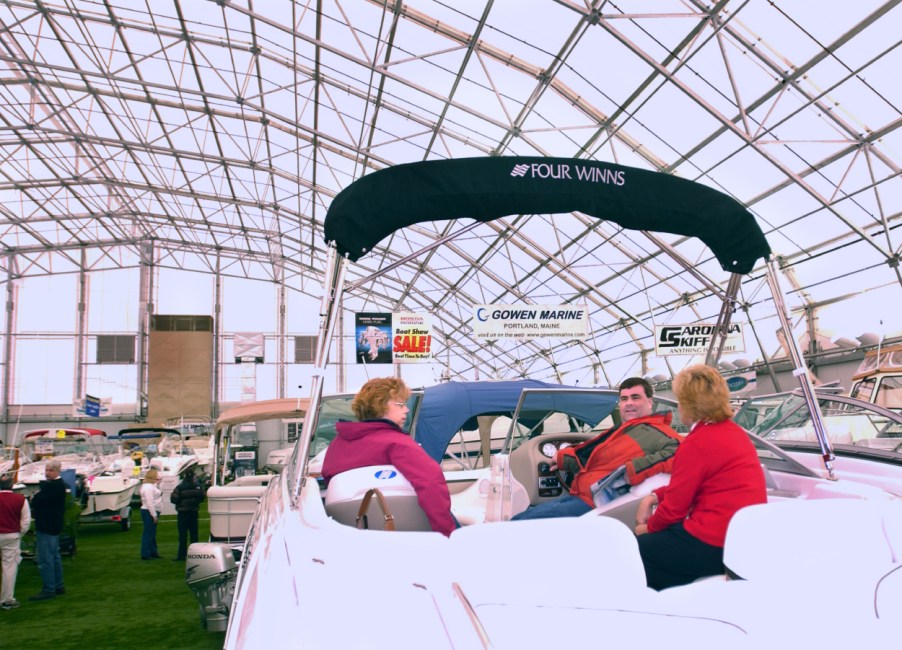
<box><xmin>324</xmin><ymin>465</ymin><xmax>431</xmax><ymax>532</ymax></box>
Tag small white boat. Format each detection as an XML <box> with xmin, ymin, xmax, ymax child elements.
<box><xmin>79</xmin><ymin>472</ymin><xmax>140</xmax><ymax>530</ymax></box>
<box><xmin>163</xmin><ymin>416</ymin><xmax>215</xmax><ymax>477</ymax></box>
<box><xmin>14</xmin><ymin>428</ymin><xmax>119</xmax><ymax>498</ymax></box>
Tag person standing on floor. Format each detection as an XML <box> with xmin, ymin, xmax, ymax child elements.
<box><xmin>139</xmin><ymin>468</ymin><xmax>163</xmax><ymax>560</ymax></box>
<box><xmin>0</xmin><ymin>474</ymin><xmax>31</xmax><ymax>609</ymax></box>
<box><xmin>28</xmin><ymin>459</ymin><xmax>66</xmax><ymax>601</ymax></box>
<box><xmin>170</xmin><ymin>469</ymin><xmax>205</xmax><ymax>561</ymax></box>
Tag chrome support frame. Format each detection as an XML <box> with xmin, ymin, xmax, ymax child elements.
<box><xmin>289</xmin><ymin>244</ymin><xmax>350</xmax><ymax>505</ymax></box>
<box><xmin>765</xmin><ymin>257</ymin><xmax>835</xmax><ymax>479</ymax></box>
<box><xmin>705</xmin><ymin>273</ymin><xmax>742</xmax><ymax>367</ymax></box>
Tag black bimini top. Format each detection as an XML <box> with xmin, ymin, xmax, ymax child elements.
<box><xmin>323</xmin><ymin>157</ymin><xmax>771</xmax><ymax>274</ymax></box>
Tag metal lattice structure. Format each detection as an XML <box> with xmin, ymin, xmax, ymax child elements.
<box><xmin>1</xmin><ymin>0</ymin><xmax>900</xmax><ymax>389</ymax></box>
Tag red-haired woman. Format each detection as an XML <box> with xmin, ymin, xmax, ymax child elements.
<box><xmin>635</xmin><ymin>364</ymin><xmax>766</xmax><ymax>589</ymax></box>
<box><xmin>321</xmin><ymin>377</ymin><xmax>457</xmax><ymax>537</ymax></box>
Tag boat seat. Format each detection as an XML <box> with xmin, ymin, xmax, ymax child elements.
<box><xmin>451</xmin><ymin>516</ymin><xmax>651</xmax><ymax>606</ymax></box>
<box><xmin>207</xmin><ymin>482</ymin><xmax>270</xmax><ymax>543</ymax></box>
<box><xmin>324</xmin><ymin>465</ymin><xmax>431</xmax><ymax>532</ymax></box>
<box><xmin>724</xmin><ymin>499</ymin><xmax>896</xmax><ymax>583</ymax></box>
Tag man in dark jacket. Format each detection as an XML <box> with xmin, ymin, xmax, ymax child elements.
<box><xmin>170</xmin><ymin>469</ymin><xmax>205</xmax><ymax>561</ymax></box>
<box><xmin>29</xmin><ymin>459</ymin><xmax>67</xmax><ymax>600</ymax></box>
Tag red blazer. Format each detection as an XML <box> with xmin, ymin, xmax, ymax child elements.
<box><xmin>647</xmin><ymin>419</ymin><xmax>767</xmax><ymax>547</ymax></box>
<box><xmin>321</xmin><ymin>419</ymin><xmax>456</xmax><ymax>537</ymax></box>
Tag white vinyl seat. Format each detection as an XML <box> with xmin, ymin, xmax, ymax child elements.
<box><xmin>724</xmin><ymin>498</ymin><xmax>896</xmax><ymax>583</ymax></box>
<box><xmin>324</xmin><ymin>465</ymin><xmax>431</xmax><ymax>532</ymax></box>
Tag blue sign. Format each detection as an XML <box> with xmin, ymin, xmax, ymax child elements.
<box><xmin>85</xmin><ymin>394</ymin><xmax>101</xmax><ymax>417</ymax></box>
<box><xmin>726</xmin><ymin>376</ymin><xmax>748</xmax><ymax>392</ymax></box>
<box><xmin>374</xmin><ymin>469</ymin><xmax>397</xmax><ymax>480</ymax></box>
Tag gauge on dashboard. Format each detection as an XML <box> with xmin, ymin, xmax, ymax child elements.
<box><xmin>558</xmin><ymin>442</ymin><xmax>572</xmax><ymax>450</ymax></box>
<box><xmin>541</xmin><ymin>442</ymin><xmax>557</xmax><ymax>458</ymax></box>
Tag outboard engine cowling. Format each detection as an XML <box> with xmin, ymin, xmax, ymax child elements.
<box><xmin>185</xmin><ymin>542</ymin><xmax>238</xmax><ymax>632</ymax></box>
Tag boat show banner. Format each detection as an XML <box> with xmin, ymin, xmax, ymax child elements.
<box><xmin>355</xmin><ymin>312</ymin><xmax>433</xmax><ymax>364</ymax></box>
<box><xmin>472</xmin><ymin>304</ymin><xmax>589</xmax><ymax>340</ymax></box>
<box><xmin>392</xmin><ymin>312</ymin><xmax>432</xmax><ymax>364</ymax></box>
<box><xmin>654</xmin><ymin>323</ymin><xmax>746</xmax><ymax>356</ymax></box>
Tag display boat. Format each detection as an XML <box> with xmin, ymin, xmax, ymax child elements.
<box><xmin>14</xmin><ymin>428</ymin><xmax>119</xmax><ymax>498</ymax></box>
<box><xmin>185</xmin><ymin>158</ymin><xmax>902</xmax><ymax>647</ymax></box>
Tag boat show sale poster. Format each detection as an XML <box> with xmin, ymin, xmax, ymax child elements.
<box><xmin>355</xmin><ymin>313</ymin><xmax>393</xmax><ymax>364</ymax></box>
<box><xmin>392</xmin><ymin>312</ymin><xmax>432</xmax><ymax>364</ymax></box>
<box><xmin>472</xmin><ymin>304</ymin><xmax>589</xmax><ymax>340</ymax></box>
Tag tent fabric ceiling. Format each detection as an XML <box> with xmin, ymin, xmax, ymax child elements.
<box><xmin>0</xmin><ymin>0</ymin><xmax>899</xmax><ymax>385</ymax></box>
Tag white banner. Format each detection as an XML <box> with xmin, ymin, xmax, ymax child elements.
<box><xmin>654</xmin><ymin>323</ymin><xmax>746</xmax><ymax>356</ymax></box>
<box><xmin>473</xmin><ymin>304</ymin><xmax>589</xmax><ymax>340</ymax></box>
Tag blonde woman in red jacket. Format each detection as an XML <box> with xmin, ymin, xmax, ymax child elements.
<box><xmin>635</xmin><ymin>364</ymin><xmax>766</xmax><ymax>590</ymax></box>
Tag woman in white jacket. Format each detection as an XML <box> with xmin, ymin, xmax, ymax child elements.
<box><xmin>139</xmin><ymin>469</ymin><xmax>162</xmax><ymax>560</ymax></box>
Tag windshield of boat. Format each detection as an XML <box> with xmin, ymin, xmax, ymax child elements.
<box><xmin>499</xmin><ymin>389</ymin><xmax>690</xmax><ymax>454</ymax></box>
<box><xmin>493</xmin><ymin>388</ymin><xmax>818</xmax><ymax>477</ymax></box>
<box><xmin>737</xmin><ymin>391</ymin><xmax>902</xmax><ymax>460</ymax></box>
<box><xmin>850</xmin><ymin>375</ymin><xmax>902</xmax><ymax>412</ymax></box>
<box><xmin>23</xmin><ymin>436</ymin><xmax>115</xmax><ymax>458</ymax></box>
<box><xmin>306</xmin><ymin>392</ymin><xmax>421</xmax><ymax>459</ymax></box>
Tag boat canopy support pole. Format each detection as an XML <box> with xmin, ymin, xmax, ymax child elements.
<box><xmin>765</xmin><ymin>257</ymin><xmax>836</xmax><ymax>479</ymax></box>
<box><xmin>705</xmin><ymin>273</ymin><xmax>741</xmax><ymax>367</ymax></box>
<box><xmin>290</xmin><ymin>244</ymin><xmax>349</xmax><ymax>505</ymax></box>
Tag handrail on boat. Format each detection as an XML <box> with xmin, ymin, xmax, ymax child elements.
<box><xmin>765</xmin><ymin>257</ymin><xmax>836</xmax><ymax>479</ymax></box>
<box><xmin>289</xmin><ymin>244</ymin><xmax>349</xmax><ymax>506</ymax></box>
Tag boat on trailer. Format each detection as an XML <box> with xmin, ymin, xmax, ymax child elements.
<box><xmin>185</xmin><ymin>158</ymin><xmax>902</xmax><ymax>646</ymax></box>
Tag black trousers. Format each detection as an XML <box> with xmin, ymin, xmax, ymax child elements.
<box><xmin>637</xmin><ymin>522</ymin><xmax>725</xmax><ymax>590</ymax></box>
<box><xmin>176</xmin><ymin>510</ymin><xmax>199</xmax><ymax>560</ymax></box>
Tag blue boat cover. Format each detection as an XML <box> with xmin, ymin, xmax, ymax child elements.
<box><xmin>414</xmin><ymin>380</ymin><xmax>619</xmax><ymax>462</ymax></box>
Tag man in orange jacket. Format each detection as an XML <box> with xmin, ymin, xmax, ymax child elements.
<box><xmin>512</xmin><ymin>377</ymin><xmax>682</xmax><ymax>520</ymax></box>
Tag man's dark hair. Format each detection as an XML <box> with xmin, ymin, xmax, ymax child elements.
<box><xmin>619</xmin><ymin>376</ymin><xmax>653</xmax><ymax>398</ymax></box>
<box><xmin>0</xmin><ymin>474</ymin><xmax>13</xmax><ymax>490</ymax></box>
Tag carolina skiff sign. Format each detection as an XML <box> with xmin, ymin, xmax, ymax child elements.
<box><xmin>473</xmin><ymin>304</ymin><xmax>589</xmax><ymax>340</ymax></box>
<box><xmin>654</xmin><ymin>323</ymin><xmax>746</xmax><ymax>356</ymax></box>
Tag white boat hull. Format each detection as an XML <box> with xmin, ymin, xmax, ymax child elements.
<box><xmin>80</xmin><ymin>475</ymin><xmax>140</xmax><ymax>516</ymax></box>
<box><xmin>220</xmin><ymin>472</ymin><xmax>902</xmax><ymax>649</ymax></box>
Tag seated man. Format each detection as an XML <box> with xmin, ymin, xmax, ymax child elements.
<box><xmin>512</xmin><ymin>377</ymin><xmax>682</xmax><ymax>520</ymax></box>
<box><xmin>321</xmin><ymin>377</ymin><xmax>457</xmax><ymax>537</ymax></box>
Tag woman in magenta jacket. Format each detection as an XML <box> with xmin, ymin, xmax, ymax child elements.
<box><xmin>634</xmin><ymin>364</ymin><xmax>767</xmax><ymax>589</ymax></box>
<box><xmin>321</xmin><ymin>377</ymin><xmax>457</xmax><ymax>537</ymax></box>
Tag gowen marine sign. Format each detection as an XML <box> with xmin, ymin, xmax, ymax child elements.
<box><xmin>654</xmin><ymin>323</ymin><xmax>746</xmax><ymax>356</ymax></box>
<box><xmin>473</xmin><ymin>304</ymin><xmax>589</xmax><ymax>340</ymax></box>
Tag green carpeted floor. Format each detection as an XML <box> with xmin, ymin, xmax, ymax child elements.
<box><xmin>3</xmin><ymin>506</ymin><xmax>225</xmax><ymax>650</ymax></box>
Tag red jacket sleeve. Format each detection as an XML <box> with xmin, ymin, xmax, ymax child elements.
<box><xmin>646</xmin><ymin>436</ymin><xmax>706</xmax><ymax>533</ymax></box>
<box><xmin>387</xmin><ymin>436</ymin><xmax>457</xmax><ymax>537</ymax></box>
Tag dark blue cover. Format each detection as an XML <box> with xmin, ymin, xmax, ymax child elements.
<box><xmin>414</xmin><ymin>380</ymin><xmax>619</xmax><ymax>462</ymax></box>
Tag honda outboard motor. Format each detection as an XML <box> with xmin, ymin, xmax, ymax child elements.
<box><xmin>185</xmin><ymin>542</ymin><xmax>238</xmax><ymax>632</ymax></box>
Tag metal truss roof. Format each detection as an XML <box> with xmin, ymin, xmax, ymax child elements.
<box><xmin>0</xmin><ymin>0</ymin><xmax>900</xmax><ymax>385</ymax></box>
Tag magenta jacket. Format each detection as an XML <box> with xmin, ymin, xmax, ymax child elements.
<box><xmin>321</xmin><ymin>419</ymin><xmax>456</xmax><ymax>537</ymax></box>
